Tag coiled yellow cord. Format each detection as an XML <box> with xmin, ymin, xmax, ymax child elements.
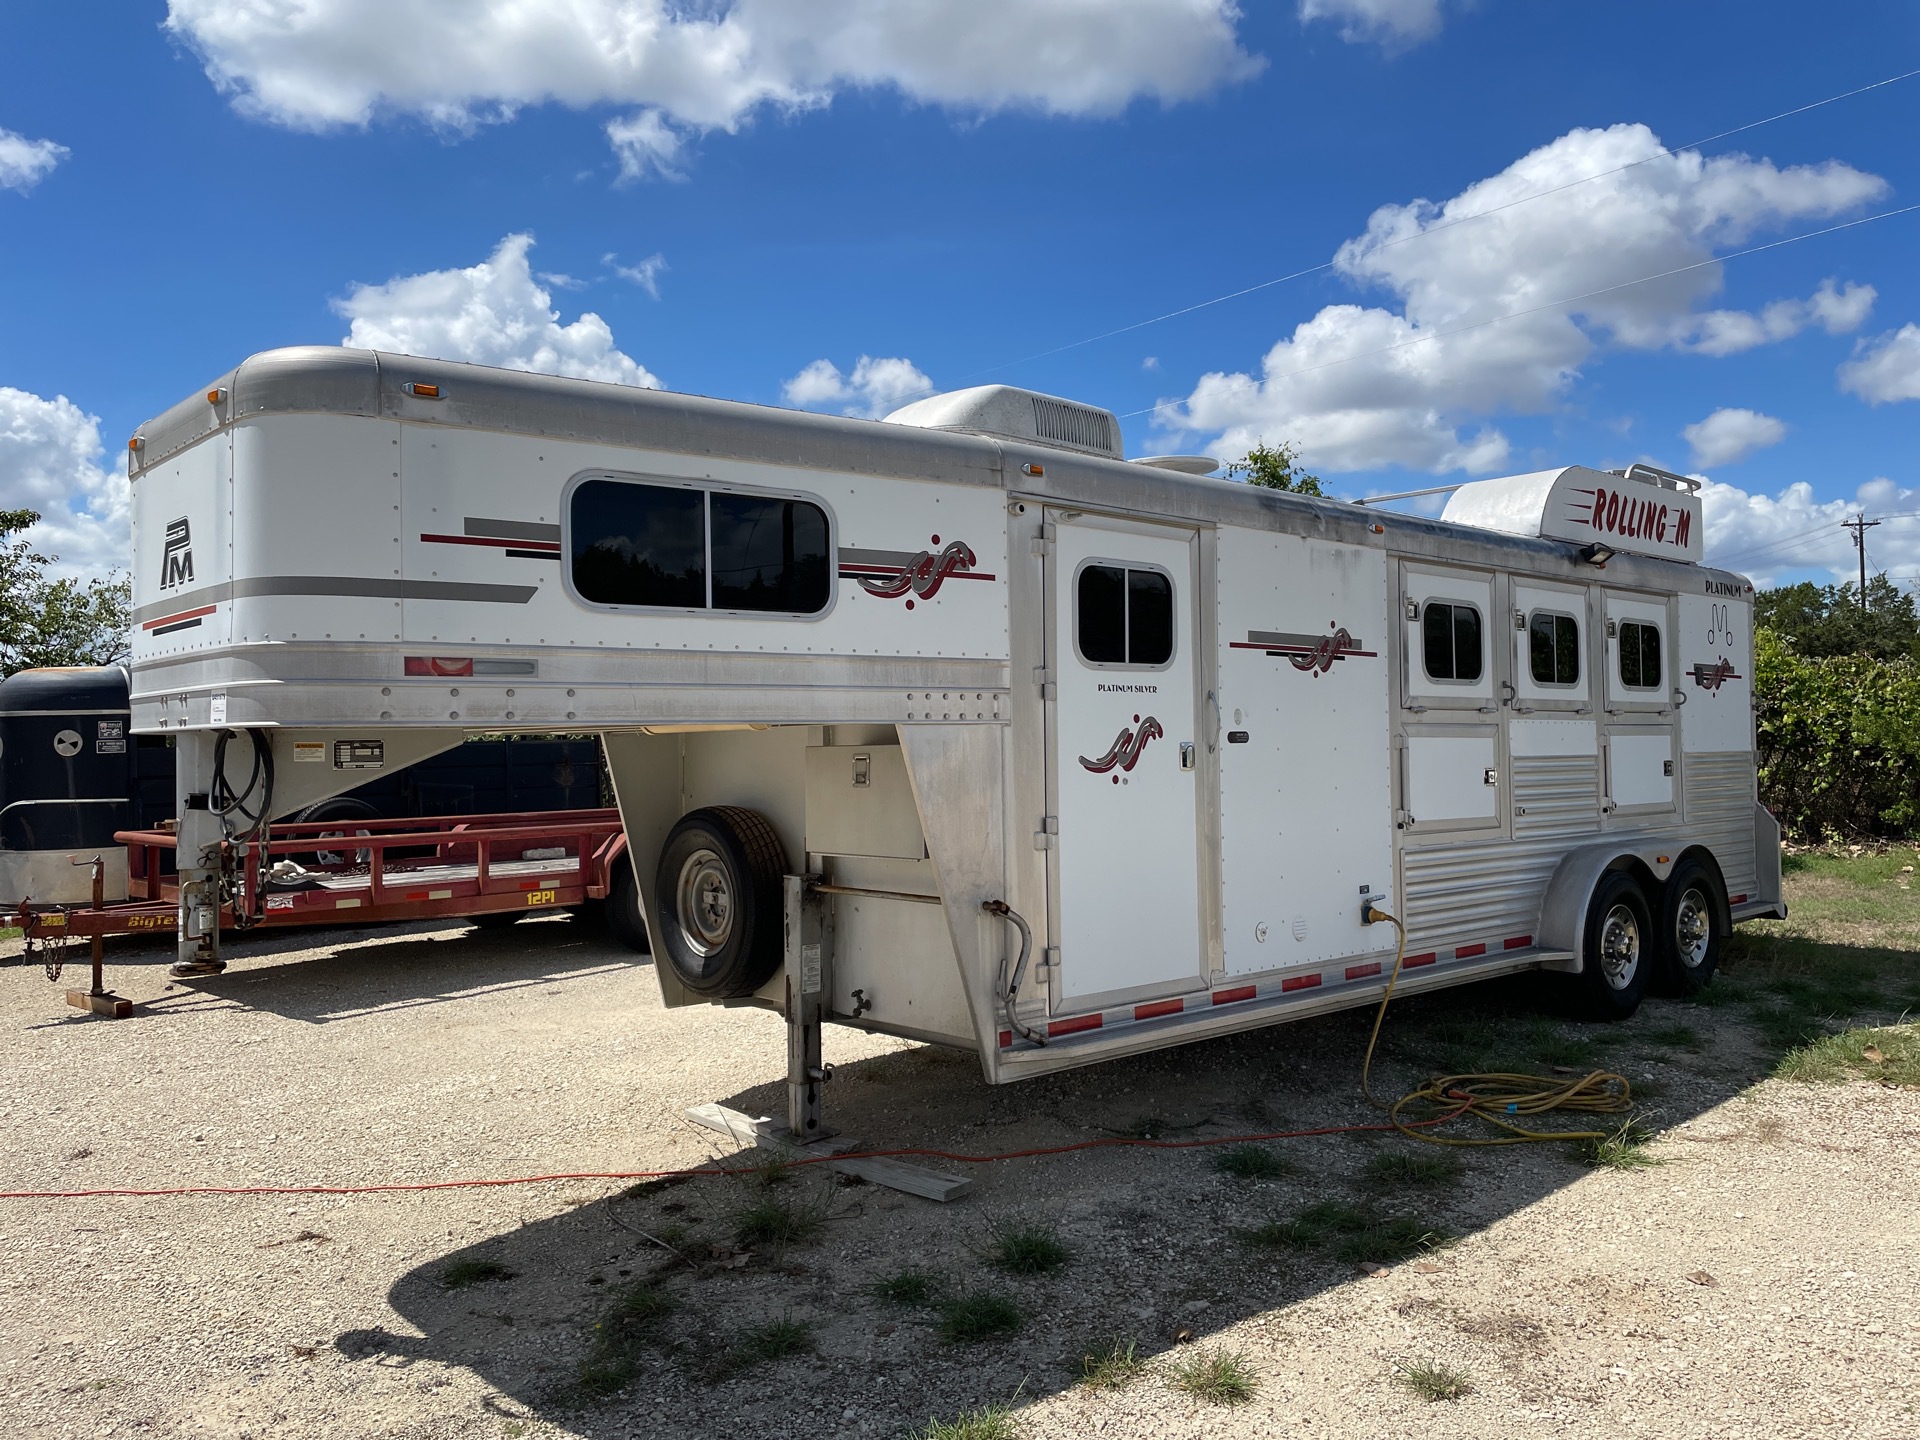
<box><xmin>1360</xmin><ymin>905</ymin><xmax>1633</xmax><ymax>1147</ymax></box>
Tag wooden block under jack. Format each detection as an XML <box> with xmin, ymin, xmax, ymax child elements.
<box><xmin>66</xmin><ymin>990</ymin><xmax>133</xmax><ymax>1018</ymax></box>
<box><xmin>684</xmin><ymin>1102</ymin><xmax>971</xmax><ymax>1203</ymax></box>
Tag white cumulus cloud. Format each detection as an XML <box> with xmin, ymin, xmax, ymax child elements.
<box><xmin>1678</xmin><ymin>277</ymin><xmax>1875</xmax><ymax>357</ymax></box>
<box><xmin>606</xmin><ymin>251</ymin><xmax>668</xmax><ymax>298</ymax></box>
<box><xmin>335</xmin><ymin>234</ymin><xmax>661</xmax><ymax>387</ymax></box>
<box><xmin>165</xmin><ymin>0</ymin><xmax>1262</xmax><ymax>176</ymax></box>
<box><xmin>782</xmin><ymin>356</ymin><xmax>933</xmax><ymax>419</ymax></box>
<box><xmin>0</xmin><ymin>388</ymin><xmax>130</xmax><ymax>576</ymax></box>
<box><xmin>0</xmin><ymin>127</ymin><xmax>69</xmax><ymax>193</ymax></box>
<box><xmin>1298</xmin><ymin>0</ymin><xmax>1444</xmax><ymax>49</ymax></box>
<box><xmin>1839</xmin><ymin>323</ymin><xmax>1920</xmax><ymax>405</ymax></box>
<box><xmin>1683</xmin><ymin>408</ymin><xmax>1786</xmax><ymax>468</ymax></box>
<box><xmin>1703</xmin><ymin>474</ymin><xmax>1920</xmax><ymax>587</ymax></box>
<box><xmin>1158</xmin><ymin>123</ymin><xmax>1887</xmax><ymax>476</ymax></box>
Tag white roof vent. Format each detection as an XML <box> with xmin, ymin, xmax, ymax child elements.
<box><xmin>882</xmin><ymin>384</ymin><xmax>1122</xmax><ymax>459</ymax></box>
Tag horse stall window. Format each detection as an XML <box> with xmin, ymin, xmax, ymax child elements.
<box><xmin>1076</xmin><ymin>562</ymin><xmax>1174</xmax><ymax>667</ymax></box>
<box><xmin>1618</xmin><ymin>619</ymin><xmax>1663</xmax><ymax>689</ymax></box>
<box><xmin>1421</xmin><ymin>601</ymin><xmax>1483</xmax><ymax>683</ymax></box>
<box><xmin>710</xmin><ymin>492</ymin><xmax>831</xmax><ymax>614</ymax></box>
<box><xmin>1528</xmin><ymin>611</ymin><xmax>1581</xmax><ymax>686</ymax></box>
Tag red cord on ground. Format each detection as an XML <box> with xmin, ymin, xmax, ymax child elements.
<box><xmin>0</xmin><ymin>1110</ymin><xmax>1471</xmax><ymax>1201</ymax></box>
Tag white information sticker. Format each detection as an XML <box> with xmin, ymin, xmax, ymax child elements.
<box><xmin>292</xmin><ymin>741</ymin><xmax>327</xmax><ymax>763</ymax></box>
<box><xmin>208</xmin><ymin>693</ymin><xmax>228</xmax><ymax>724</ymax></box>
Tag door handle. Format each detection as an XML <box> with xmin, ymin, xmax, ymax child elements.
<box><xmin>1180</xmin><ymin>742</ymin><xmax>1196</xmax><ymax>772</ymax></box>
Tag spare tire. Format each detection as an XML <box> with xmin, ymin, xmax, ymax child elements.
<box><xmin>653</xmin><ymin>806</ymin><xmax>787</xmax><ymax>998</ymax></box>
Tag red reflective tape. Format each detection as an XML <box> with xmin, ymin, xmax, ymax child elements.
<box><xmin>1404</xmin><ymin>952</ymin><xmax>1438</xmax><ymax>968</ymax></box>
<box><xmin>1211</xmin><ymin>985</ymin><xmax>1257</xmax><ymax>1006</ymax></box>
<box><xmin>1503</xmin><ymin>935</ymin><xmax>1533</xmax><ymax>950</ymax></box>
<box><xmin>1134</xmin><ymin>998</ymin><xmax>1184</xmax><ymax>1021</ymax></box>
<box><xmin>141</xmin><ymin>604</ymin><xmax>217</xmax><ymax>631</ymax></box>
<box><xmin>1047</xmin><ymin>1013</ymin><xmax>1103</xmax><ymax>1037</ymax></box>
<box><xmin>1729</xmin><ymin>893</ymin><xmax>1748</xmax><ymax>905</ymax></box>
<box><xmin>404</xmin><ymin>891</ymin><xmax>429</xmax><ymax>901</ymax></box>
<box><xmin>1280</xmin><ymin>973</ymin><xmax>1322</xmax><ymax>992</ymax></box>
<box><xmin>1455</xmin><ymin>942</ymin><xmax>1487</xmax><ymax>960</ymax></box>
<box><xmin>1345</xmin><ymin>961</ymin><xmax>1382</xmax><ymax>980</ymax></box>
<box><xmin>405</xmin><ymin>656</ymin><xmax>475</xmax><ymax>677</ymax></box>
<box><xmin>998</xmin><ymin>1030</ymin><xmax>1013</xmax><ymax>1049</ymax></box>
<box><xmin>420</xmin><ymin>533</ymin><xmax>560</xmax><ymax>552</ymax></box>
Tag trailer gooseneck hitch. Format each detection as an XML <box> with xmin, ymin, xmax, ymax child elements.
<box><xmin>982</xmin><ymin>900</ymin><xmax>1044</xmax><ymax>1048</ymax></box>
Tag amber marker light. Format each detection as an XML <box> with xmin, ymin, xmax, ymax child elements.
<box><xmin>206</xmin><ymin>387</ymin><xmax>227</xmax><ymax>404</ymax></box>
<box><xmin>406</xmin><ymin>382</ymin><xmax>442</xmax><ymax>399</ymax></box>
<box><xmin>1022</xmin><ymin>462</ymin><xmax>1044</xmax><ymax>477</ymax></box>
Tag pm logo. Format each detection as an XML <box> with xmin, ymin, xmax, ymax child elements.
<box><xmin>161</xmin><ymin>517</ymin><xmax>194</xmax><ymax>590</ymax></box>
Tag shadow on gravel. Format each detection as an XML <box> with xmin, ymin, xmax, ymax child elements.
<box><xmin>342</xmin><ymin>965</ymin><xmax>1805</xmax><ymax>1439</ymax></box>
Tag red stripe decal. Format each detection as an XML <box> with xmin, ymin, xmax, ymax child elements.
<box><xmin>1225</xmin><ymin>641</ymin><xmax>1380</xmax><ymax>657</ymax></box>
<box><xmin>1211</xmin><ymin>985</ymin><xmax>1257</xmax><ymax>1006</ymax></box>
<box><xmin>1455</xmin><ymin>942</ymin><xmax>1487</xmax><ymax>959</ymax></box>
<box><xmin>1134</xmin><ymin>998</ymin><xmax>1184</xmax><ymax>1021</ymax></box>
<box><xmin>420</xmin><ymin>533</ymin><xmax>561</xmax><ymax>552</ymax></box>
<box><xmin>1281</xmin><ymin>973</ymin><xmax>1323</xmax><ymax>992</ymax></box>
<box><xmin>1404</xmin><ymin>952</ymin><xmax>1438</xmax><ymax>968</ymax></box>
<box><xmin>1729</xmin><ymin>893</ymin><xmax>1748</xmax><ymax>905</ymax></box>
<box><xmin>1503</xmin><ymin>935</ymin><xmax>1533</xmax><ymax>950</ymax></box>
<box><xmin>1345</xmin><ymin>961</ymin><xmax>1382</xmax><ymax>980</ymax></box>
<box><xmin>998</xmin><ymin>1029</ymin><xmax>1013</xmax><ymax>1049</ymax></box>
<box><xmin>141</xmin><ymin>604</ymin><xmax>217</xmax><ymax>631</ymax></box>
<box><xmin>1047</xmin><ymin>1013</ymin><xmax>1103</xmax><ymax>1037</ymax></box>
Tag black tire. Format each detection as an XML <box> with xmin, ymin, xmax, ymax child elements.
<box><xmin>653</xmin><ymin>806</ymin><xmax>787</xmax><ymax>998</ymax></box>
<box><xmin>605</xmin><ymin>852</ymin><xmax>652</xmax><ymax>954</ymax></box>
<box><xmin>1658</xmin><ymin>857</ymin><xmax>1725</xmax><ymax>997</ymax></box>
<box><xmin>289</xmin><ymin>796</ymin><xmax>381</xmax><ymax>867</ymax></box>
<box><xmin>1576</xmin><ymin>868</ymin><xmax>1654</xmax><ymax>1021</ymax></box>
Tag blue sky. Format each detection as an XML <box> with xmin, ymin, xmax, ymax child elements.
<box><xmin>2</xmin><ymin>1</ymin><xmax>1916</xmax><ymax>585</ymax></box>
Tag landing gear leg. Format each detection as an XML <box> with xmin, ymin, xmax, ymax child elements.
<box><xmin>784</xmin><ymin>874</ymin><xmax>833</xmax><ymax>1143</ymax></box>
<box><xmin>171</xmin><ymin>730</ymin><xmax>226</xmax><ymax>980</ymax></box>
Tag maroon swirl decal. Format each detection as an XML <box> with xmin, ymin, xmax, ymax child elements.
<box><xmin>857</xmin><ymin>540</ymin><xmax>978</xmax><ymax>601</ymax></box>
<box><xmin>1690</xmin><ymin>657</ymin><xmax>1742</xmax><ymax>691</ymax></box>
<box><xmin>1288</xmin><ymin>626</ymin><xmax>1357</xmax><ymax>675</ymax></box>
<box><xmin>1079</xmin><ymin>716</ymin><xmax>1163</xmax><ymax>774</ymax></box>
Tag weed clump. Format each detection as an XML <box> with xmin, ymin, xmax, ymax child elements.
<box><xmin>576</xmin><ymin>1281</ymin><xmax>676</xmax><ymax>1397</ymax></box>
<box><xmin>937</xmin><ymin>1291</ymin><xmax>1024</xmax><ymax>1344</ymax></box>
<box><xmin>1168</xmin><ymin>1349</ymin><xmax>1257</xmax><ymax>1405</ymax></box>
<box><xmin>1362</xmin><ymin>1151</ymin><xmax>1463</xmax><ymax>1189</ymax></box>
<box><xmin>911</xmin><ymin>1402</ymin><xmax>1018</xmax><ymax>1439</ymax></box>
<box><xmin>986</xmin><ymin>1221</ymin><xmax>1070</xmax><ymax>1276</ymax></box>
<box><xmin>1239</xmin><ymin>1199</ymin><xmax>1445</xmax><ymax>1265</ymax></box>
<box><xmin>1776</xmin><ymin>1024</ymin><xmax>1920</xmax><ymax>1085</ymax></box>
<box><xmin>1395</xmin><ymin>1356</ymin><xmax>1474</xmax><ymax>1402</ymax></box>
<box><xmin>1578</xmin><ymin>1119</ymin><xmax>1664</xmax><ymax>1170</ymax></box>
<box><xmin>699</xmin><ymin>1317</ymin><xmax>812</xmax><ymax>1381</ymax></box>
<box><xmin>868</xmin><ymin>1267</ymin><xmax>943</xmax><ymax>1307</ymax></box>
<box><xmin>1211</xmin><ymin>1144</ymin><xmax>1294</xmax><ymax>1180</ymax></box>
<box><xmin>732</xmin><ymin>1189</ymin><xmax>828</xmax><ymax>1250</ymax></box>
<box><xmin>1078</xmin><ymin>1337</ymin><xmax>1145</xmax><ymax>1390</ymax></box>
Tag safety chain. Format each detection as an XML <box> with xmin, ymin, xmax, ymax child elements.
<box><xmin>23</xmin><ymin>921</ymin><xmax>72</xmax><ymax>983</ymax></box>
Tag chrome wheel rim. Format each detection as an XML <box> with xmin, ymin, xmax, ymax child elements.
<box><xmin>1599</xmin><ymin>902</ymin><xmax>1642</xmax><ymax>990</ymax></box>
<box><xmin>675</xmin><ymin>848</ymin><xmax>733</xmax><ymax>957</ymax></box>
<box><xmin>1674</xmin><ymin>887</ymin><xmax>1712</xmax><ymax>970</ymax></box>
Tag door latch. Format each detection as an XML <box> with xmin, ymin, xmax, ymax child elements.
<box><xmin>1180</xmin><ymin>741</ymin><xmax>1196</xmax><ymax>771</ymax></box>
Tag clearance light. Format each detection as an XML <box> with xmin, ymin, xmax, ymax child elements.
<box><xmin>404</xmin><ymin>656</ymin><xmax>474</xmax><ymax>677</ymax></box>
<box><xmin>128</xmin><ymin>436</ymin><xmax>144</xmax><ymax>452</ymax></box>
<box><xmin>1023</xmin><ymin>463</ymin><xmax>1044</xmax><ymax>477</ymax></box>
<box><xmin>406</xmin><ymin>382</ymin><xmax>442</xmax><ymax>399</ymax></box>
<box><xmin>207</xmin><ymin>387</ymin><xmax>227</xmax><ymax>404</ymax></box>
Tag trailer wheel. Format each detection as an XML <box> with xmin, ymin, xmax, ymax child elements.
<box><xmin>290</xmin><ymin>796</ymin><xmax>380</xmax><ymax>867</ymax></box>
<box><xmin>605</xmin><ymin>852</ymin><xmax>651</xmax><ymax>954</ymax></box>
<box><xmin>1658</xmin><ymin>858</ymin><xmax>1724</xmax><ymax>997</ymax></box>
<box><xmin>654</xmin><ymin>807</ymin><xmax>787</xmax><ymax>998</ymax></box>
<box><xmin>1576</xmin><ymin>869</ymin><xmax>1653</xmax><ymax>1020</ymax></box>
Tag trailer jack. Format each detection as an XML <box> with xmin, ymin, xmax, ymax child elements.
<box><xmin>64</xmin><ymin>857</ymin><xmax>132</xmax><ymax>1018</ymax></box>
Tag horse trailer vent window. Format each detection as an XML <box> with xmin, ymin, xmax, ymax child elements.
<box><xmin>1077</xmin><ymin>563</ymin><xmax>1173</xmax><ymax>667</ymax></box>
<box><xmin>1619</xmin><ymin>619</ymin><xmax>1663</xmax><ymax>689</ymax></box>
<box><xmin>570</xmin><ymin>478</ymin><xmax>831</xmax><ymax>615</ymax></box>
<box><xmin>1528</xmin><ymin>611</ymin><xmax>1581</xmax><ymax>686</ymax></box>
<box><xmin>1421</xmin><ymin>601</ymin><xmax>1483</xmax><ymax>682</ymax></box>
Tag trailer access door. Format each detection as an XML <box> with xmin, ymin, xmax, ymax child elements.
<box><xmin>1045</xmin><ymin>514</ymin><xmax>1205</xmax><ymax>1006</ymax></box>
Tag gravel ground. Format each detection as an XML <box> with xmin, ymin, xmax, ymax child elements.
<box><xmin>1</xmin><ymin>909</ymin><xmax>1915</xmax><ymax>1440</ymax></box>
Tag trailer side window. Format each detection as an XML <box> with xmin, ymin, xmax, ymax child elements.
<box><xmin>570</xmin><ymin>478</ymin><xmax>831</xmax><ymax>615</ymax></box>
<box><xmin>1077</xmin><ymin>563</ymin><xmax>1173</xmax><ymax>667</ymax></box>
<box><xmin>1528</xmin><ymin>611</ymin><xmax>1580</xmax><ymax>686</ymax></box>
<box><xmin>1421</xmin><ymin>601</ymin><xmax>1483</xmax><ymax>683</ymax></box>
<box><xmin>1618</xmin><ymin>620</ymin><xmax>1662</xmax><ymax>689</ymax></box>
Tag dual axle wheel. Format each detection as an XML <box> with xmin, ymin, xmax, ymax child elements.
<box><xmin>1577</xmin><ymin>856</ymin><xmax>1726</xmax><ymax>1019</ymax></box>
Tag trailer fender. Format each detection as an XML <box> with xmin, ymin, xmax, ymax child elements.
<box><xmin>1537</xmin><ymin>843</ymin><xmax>1680</xmax><ymax>974</ymax></box>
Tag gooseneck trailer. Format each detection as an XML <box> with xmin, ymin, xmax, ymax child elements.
<box><xmin>125</xmin><ymin>347</ymin><xmax>1781</xmax><ymax>1133</ymax></box>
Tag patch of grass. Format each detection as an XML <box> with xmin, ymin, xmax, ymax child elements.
<box><xmin>1078</xmin><ymin>1337</ymin><xmax>1145</xmax><ymax>1391</ymax></box>
<box><xmin>750</xmin><ymin>1158</ymin><xmax>795</xmax><ymax>1188</ymax></box>
<box><xmin>704</xmin><ymin>1317</ymin><xmax>811</xmax><ymax>1380</ymax></box>
<box><xmin>1168</xmin><ymin>1349</ymin><xmax>1257</xmax><ymax>1406</ymax></box>
<box><xmin>868</xmin><ymin>1267</ymin><xmax>943</xmax><ymax>1307</ymax></box>
<box><xmin>576</xmin><ymin>1281</ymin><xmax>676</xmax><ymax>1397</ymax></box>
<box><xmin>1395</xmin><ymin>1356</ymin><xmax>1474</xmax><ymax>1402</ymax></box>
<box><xmin>1749</xmin><ymin>1003</ymin><xmax>1828</xmax><ymax>1054</ymax></box>
<box><xmin>1211</xmin><ymin>1144</ymin><xmax>1295</xmax><ymax>1180</ymax></box>
<box><xmin>1242</xmin><ymin>1200</ymin><xmax>1444</xmax><ymax>1265</ymax></box>
<box><xmin>1642</xmin><ymin>1022</ymin><xmax>1703</xmax><ymax>1052</ymax></box>
<box><xmin>1361</xmin><ymin>1151</ymin><xmax>1464</xmax><ymax>1190</ymax></box>
<box><xmin>733</xmin><ymin>1190</ymin><xmax>827</xmax><ymax>1250</ymax></box>
<box><xmin>1578</xmin><ymin>1119</ymin><xmax>1664</xmax><ymax>1170</ymax></box>
<box><xmin>986</xmin><ymin>1221</ymin><xmax>1070</xmax><ymax>1275</ymax></box>
<box><xmin>1776</xmin><ymin>1024</ymin><xmax>1920</xmax><ymax>1086</ymax></box>
<box><xmin>911</xmin><ymin>1402</ymin><xmax>1018</xmax><ymax>1440</ymax></box>
<box><xmin>441</xmin><ymin>1258</ymin><xmax>514</xmax><ymax>1289</ymax></box>
<box><xmin>937</xmin><ymin>1290</ymin><xmax>1024</xmax><ymax>1344</ymax></box>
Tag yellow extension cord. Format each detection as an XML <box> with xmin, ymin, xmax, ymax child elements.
<box><xmin>1359</xmin><ymin>906</ymin><xmax>1635</xmax><ymax>1147</ymax></box>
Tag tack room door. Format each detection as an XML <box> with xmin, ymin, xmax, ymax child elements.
<box><xmin>1046</xmin><ymin>513</ymin><xmax>1205</xmax><ymax>1006</ymax></box>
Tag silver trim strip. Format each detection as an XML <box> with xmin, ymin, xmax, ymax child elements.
<box><xmin>466</xmin><ymin>517</ymin><xmax>561</xmax><ymax>543</ymax></box>
<box><xmin>134</xmin><ymin>576</ymin><xmax>538</xmax><ymax>623</ymax></box>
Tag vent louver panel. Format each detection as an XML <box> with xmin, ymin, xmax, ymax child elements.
<box><xmin>1031</xmin><ymin>396</ymin><xmax>1119</xmax><ymax>457</ymax></box>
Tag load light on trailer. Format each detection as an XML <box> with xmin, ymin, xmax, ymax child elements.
<box><xmin>404</xmin><ymin>657</ymin><xmax>474</xmax><ymax>677</ymax></box>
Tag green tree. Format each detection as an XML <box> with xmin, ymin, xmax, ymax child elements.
<box><xmin>1754</xmin><ymin>574</ymin><xmax>1920</xmax><ymax>662</ymax></box>
<box><xmin>1227</xmin><ymin>440</ymin><xmax>1322</xmax><ymax>496</ymax></box>
<box><xmin>0</xmin><ymin>509</ymin><xmax>132</xmax><ymax>675</ymax></box>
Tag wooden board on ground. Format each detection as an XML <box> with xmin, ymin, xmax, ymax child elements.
<box><xmin>683</xmin><ymin>1102</ymin><xmax>971</xmax><ymax>1202</ymax></box>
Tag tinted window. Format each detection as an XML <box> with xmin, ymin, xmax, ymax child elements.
<box><xmin>1422</xmin><ymin>601</ymin><xmax>1482</xmax><ymax>682</ymax></box>
<box><xmin>571</xmin><ymin>479</ymin><xmax>705</xmax><ymax>608</ymax></box>
<box><xmin>571</xmin><ymin>478</ymin><xmax>831</xmax><ymax>615</ymax></box>
<box><xmin>1619</xmin><ymin>620</ymin><xmax>1662</xmax><ymax>689</ymax></box>
<box><xmin>1078</xmin><ymin>562</ymin><xmax>1173</xmax><ymax>666</ymax></box>
<box><xmin>1529</xmin><ymin>611</ymin><xmax>1580</xmax><ymax>686</ymax></box>
<box><xmin>1128</xmin><ymin>569</ymin><xmax>1174</xmax><ymax>666</ymax></box>
<box><xmin>711</xmin><ymin>493</ymin><xmax>830</xmax><ymax>614</ymax></box>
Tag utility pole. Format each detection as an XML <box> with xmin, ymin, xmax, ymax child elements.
<box><xmin>1842</xmin><ymin>513</ymin><xmax>1881</xmax><ymax>608</ymax></box>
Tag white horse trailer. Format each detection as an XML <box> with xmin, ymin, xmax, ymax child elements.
<box><xmin>127</xmin><ymin>348</ymin><xmax>1782</xmax><ymax>1135</ymax></box>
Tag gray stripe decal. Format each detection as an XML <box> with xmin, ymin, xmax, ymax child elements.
<box><xmin>839</xmin><ymin>547</ymin><xmax>915</xmax><ymax>568</ymax></box>
<box><xmin>134</xmin><ymin>576</ymin><xmax>537</xmax><ymax>623</ymax></box>
<box><xmin>466</xmin><ymin>516</ymin><xmax>562</xmax><ymax>543</ymax></box>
